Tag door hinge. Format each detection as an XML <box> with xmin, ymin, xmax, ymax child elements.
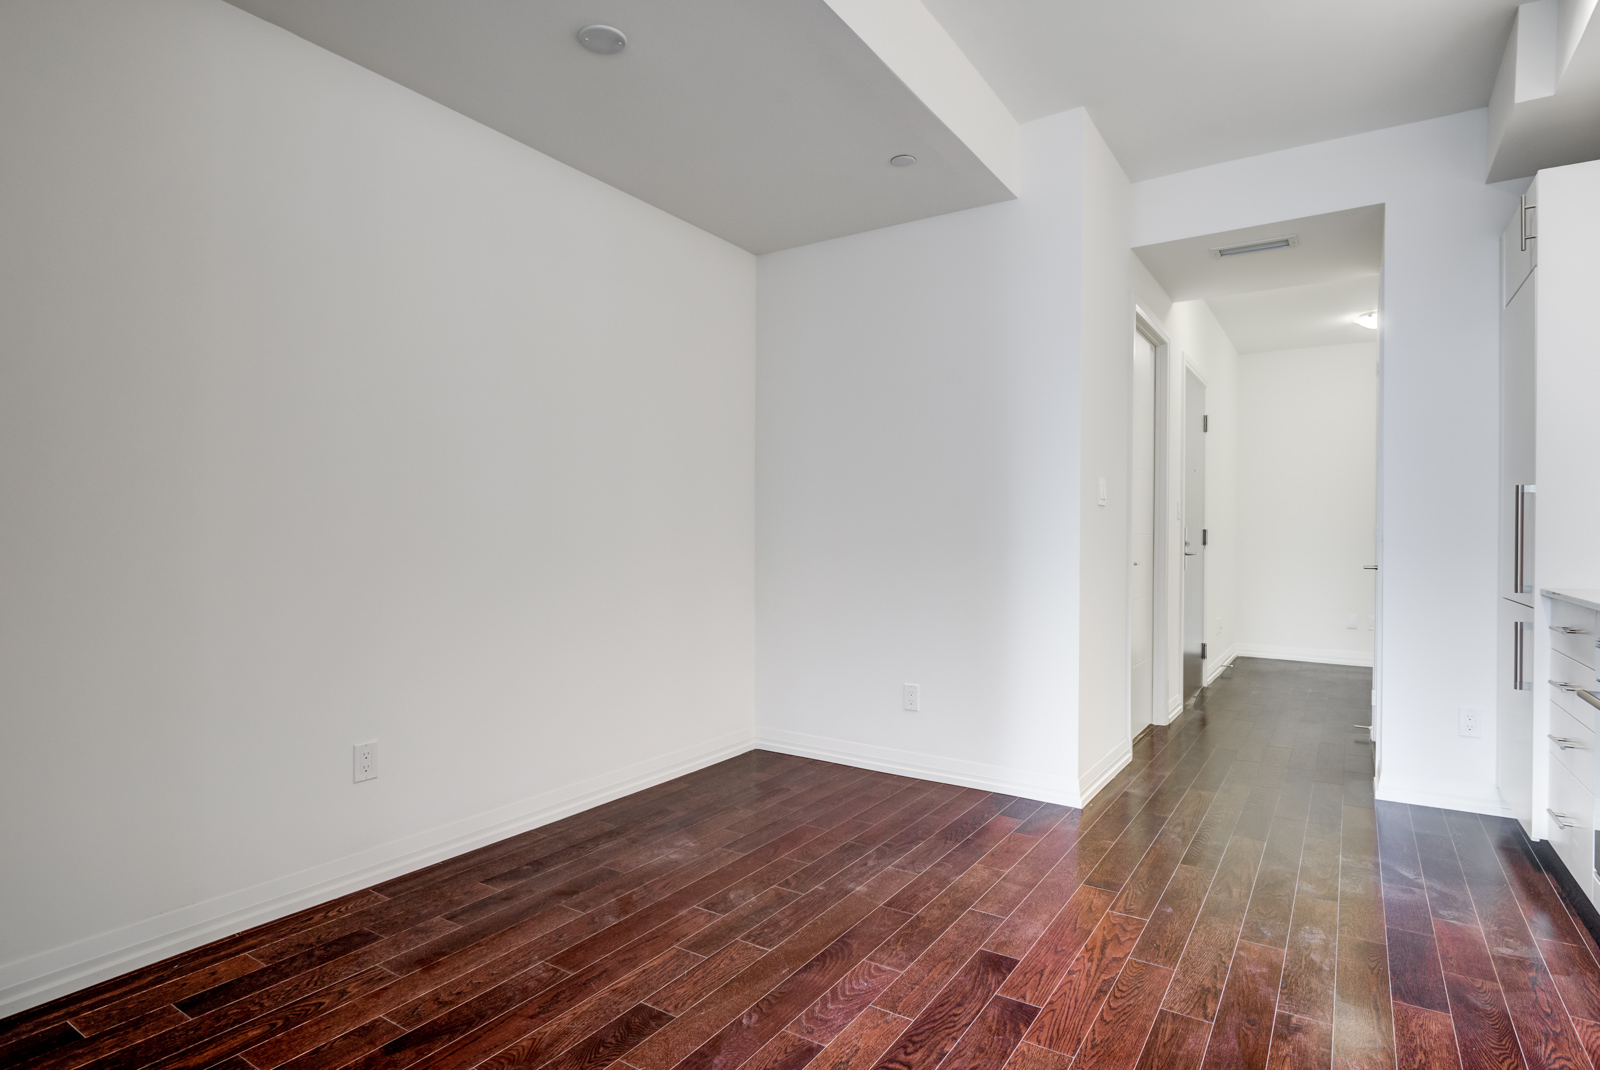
<box><xmin>1201</xmin><ymin>643</ymin><xmax>1208</xmax><ymax>659</ymax></box>
<box><xmin>1202</xmin><ymin>415</ymin><xmax>1209</xmax><ymax>432</ymax></box>
<box><xmin>1201</xmin><ymin>529</ymin><xmax>1207</xmax><ymax>546</ymax></box>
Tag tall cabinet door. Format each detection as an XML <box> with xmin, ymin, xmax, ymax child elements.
<box><xmin>1501</xmin><ymin>238</ymin><xmax>1536</xmax><ymax>605</ymax></box>
<box><xmin>1500</xmin><ymin>596</ymin><xmax>1535</xmax><ymax>833</ymax></box>
<box><xmin>1504</xmin><ymin>186</ymin><xmax>1536</xmax><ymax>304</ymax></box>
<box><xmin>1498</xmin><ymin>187</ymin><xmax>1537</xmax><ymax>830</ymax></box>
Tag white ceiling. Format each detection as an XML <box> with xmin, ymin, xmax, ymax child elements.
<box><xmin>1135</xmin><ymin>205</ymin><xmax>1384</xmax><ymax>352</ymax></box>
<box><xmin>224</xmin><ymin>0</ymin><xmax>1014</xmax><ymax>253</ymax></box>
<box><xmin>920</xmin><ymin>0</ymin><xmax>1524</xmax><ymax>180</ymax></box>
<box><xmin>1134</xmin><ymin>206</ymin><xmax>1384</xmax><ymax>302</ymax></box>
<box><xmin>1488</xmin><ymin>0</ymin><xmax>1600</xmax><ymax>179</ymax></box>
<box><xmin>1208</xmin><ymin>277</ymin><xmax>1382</xmax><ymax>354</ymax></box>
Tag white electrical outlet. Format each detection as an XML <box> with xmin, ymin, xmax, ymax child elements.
<box><xmin>1345</xmin><ymin>614</ymin><xmax>1358</xmax><ymax>630</ymax></box>
<box><xmin>902</xmin><ymin>684</ymin><xmax>920</xmax><ymax>712</ymax></box>
<box><xmin>353</xmin><ymin>741</ymin><xmax>377</xmax><ymax>782</ymax></box>
<box><xmin>1459</xmin><ymin>709</ymin><xmax>1482</xmax><ymax>739</ymax></box>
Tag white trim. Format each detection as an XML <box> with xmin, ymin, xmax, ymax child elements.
<box><xmin>0</xmin><ymin>728</ymin><xmax>754</xmax><ymax>1019</ymax></box>
<box><xmin>752</xmin><ymin>727</ymin><xmax>1077</xmax><ymax>806</ymax></box>
<box><xmin>1233</xmin><ymin>644</ymin><xmax>1374</xmax><ymax>668</ymax></box>
<box><xmin>1078</xmin><ymin>744</ymin><xmax>1134</xmax><ymax>807</ymax></box>
<box><xmin>1203</xmin><ymin>643</ymin><xmax>1239</xmax><ymax>685</ymax></box>
<box><xmin>1137</xmin><ymin>306</ymin><xmax>1174</xmax><ymax>730</ymax></box>
<box><xmin>1375</xmin><ymin>774</ymin><xmax>1513</xmax><ymax>818</ymax></box>
<box><xmin>1168</xmin><ymin>695</ymin><xmax>1184</xmax><ymax>718</ymax></box>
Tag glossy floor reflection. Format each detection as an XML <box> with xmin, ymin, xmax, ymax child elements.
<box><xmin>2</xmin><ymin>657</ymin><xmax>1596</xmax><ymax>1070</ymax></box>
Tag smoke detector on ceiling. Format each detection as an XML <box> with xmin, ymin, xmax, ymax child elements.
<box><xmin>1209</xmin><ymin>234</ymin><xmax>1298</xmax><ymax>259</ymax></box>
<box><xmin>577</xmin><ymin>25</ymin><xmax>627</xmax><ymax>54</ymax></box>
<box><xmin>890</xmin><ymin>154</ymin><xmax>917</xmax><ymax>167</ymax></box>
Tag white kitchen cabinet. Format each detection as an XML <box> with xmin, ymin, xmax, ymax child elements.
<box><xmin>1497</xmin><ymin>159</ymin><xmax>1600</xmax><ymax>872</ymax></box>
<box><xmin>1503</xmin><ymin>193</ymin><xmax>1536</xmax><ymax>304</ymax></box>
<box><xmin>1540</xmin><ymin>590</ymin><xmax>1600</xmax><ymax>903</ymax></box>
<box><xmin>1498</xmin><ymin>178</ymin><xmax>1537</xmax><ymax>833</ymax></box>
<box><xmin>1500</xmin><ymin>596</ymin><xmax>1534</xmax><ymax>832</ymax></box>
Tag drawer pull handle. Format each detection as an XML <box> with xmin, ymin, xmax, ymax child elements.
<box><xmin>1553</xmin><ymin>626</ymin><xmax>1591</xmax><ymax>635</ymax></box>
<box><xmin>1550</xmin><ymin>735</ymin><xmax>1584</xmax><ymax>750</ymax></box>
<box><xmin>1551</xmin><ymin>681</ymin><xmax>1600</xmax><ymax>710</ymax></box>
<box><xmin>1548</xmin><ymin>809</ymin><xmax>1579</xmax><ymax>830</ymax></box>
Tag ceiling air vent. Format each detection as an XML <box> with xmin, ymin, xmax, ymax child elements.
<box><xmin>1209</xmin><ymin>234</ymin><xmax>1298</xmax><ymax>259</ymax></box>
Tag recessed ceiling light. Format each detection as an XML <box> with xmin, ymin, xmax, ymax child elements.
<box><xmin>1355</xmin><ymin>311</ymin><xmax>1378</xmax><ymax>329</ymax></box>
<box><xmin>577</xmin><ymin>24</ymin><xmax>627</xmax><ymax>54</ymax></box>
<box><xmin>890</xmin><ymin>154</ymin><xmax>917</xmax><ymax>167</ymax></box>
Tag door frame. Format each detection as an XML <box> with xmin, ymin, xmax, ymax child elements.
<box><xmin>1132</xmin><ymin>306</ymin><xmax>1173</xmax><ymax>729</ymax></box>
<box><xmin>1180</xmin><ymin>359</ymin><xmax>1209</xmax><ymax>709</ymax></box>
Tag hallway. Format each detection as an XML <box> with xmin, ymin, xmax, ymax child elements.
<box><xmin>2</xmin><ymin>659</ymin><xmax>1598</xmax><ymax>1070</ymax></box>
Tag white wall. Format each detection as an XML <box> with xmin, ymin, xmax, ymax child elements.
<box><xmin>1162</xmin><ymin>302</ymin><xmax>1241</xmax><ymax>701</ymax></box>
<box><xmin>0</xmin><ymin>0</ymin><xmax>756</xmax><ymax>1015</ymax></box>
<box><xmin>1077</xmin><ymin>123</ymin><xmax>1136</xmax><ymax>795</ymax></box>
<box><xmin>1236</xmin><ymin>343</ymin><xmax>1379</xmax><ymax>665</ymax></box>
<box><xmin>755</xmin><ymin>110</ymin><xmax>1101</xmax><ymax>806</ymax></box>
<box><xmin>1134</xmin><ymin>110</ymin><xmax>1522</xmax><ymax>815</ymax></box>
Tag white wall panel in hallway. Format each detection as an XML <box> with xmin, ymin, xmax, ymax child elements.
<box><xmin>1236</xmin><ymin>342</ymin><xmax>1378</xmax><ymax>665</ymax></box>
<box><xmin>1130</xmin><ymin>331</ymin><xmax>1157</xmax><ymax>734</ymax></box>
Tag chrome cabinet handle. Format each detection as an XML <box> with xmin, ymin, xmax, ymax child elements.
<box><xmin>1515</xmin><ymin>621</ymin><xmax>1531</xmax><ymax>691</ymax></box>
<box><xmin>1548</xmin><ymin>808</ymin><xmax>1578</xmax><ymax>830</ymax></box>
<box><xmin>1552</xmin><ymin>626</ymin><xmax>1590</xmax><ymax>635</ymax></box>
<box><xmin>1549</xmin><ymin>735</ymin><xmax>1584</xmax><ymax>750</ymax></box>
<box><xmin>1549</xmin><ymin>681</ymin><xmax>1600</xmax><ymax>710</ymax></box>
<box><xmin>1514</xmin><ymin>485</ymin><xmax>1534</xmax><ymax>595</ymax></box>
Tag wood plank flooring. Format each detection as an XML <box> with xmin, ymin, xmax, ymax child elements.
<box><xmin>6</xmin><ymin>657</ymin><xmax>1600</xmax><ymax>1070</ymax></box>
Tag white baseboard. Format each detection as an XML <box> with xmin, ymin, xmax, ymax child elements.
<box><xmin>752</xmin><ymin>727</ymin><xmax>1077</xmax><ymax>807</ymax></box>
<box><xmin>0</xmin><ymin>728</ymin><xmax>755</xmax><ymax>1020</ymax></box>
<box><xmin>1233</xmin><ymin>643</ymin><xmax>1374</xmax><ymax>668</ymax></box>
<box><xmin>1078</xmin><ymin>744</ymin><xmax>1133</xmax><ymax>807</ymax></box>
<box><xmin>1203</xmin><ymin>644</ymin><xmax>1239</xmax><ymax>685</ymax></box>
<box><xmin>1374</xmin><ymin>774</ymin><xmax>1513</xmax><ymax>818</ymax></box>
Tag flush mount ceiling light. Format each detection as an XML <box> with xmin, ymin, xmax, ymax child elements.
<box><xmin>1355</xmin><ymin>311</ymin><xmax>1378</xmax><ymax>329</ymax></box>
<box><xmin>889</xmin><ymin>154</ymin><xmax>917</xmax><ymax>167</ymax></box>
<box><xmin>1209</xmin><ymin>234</ymin><xmax>1299</xmax><ymax>259</ymax></box>
<box><xmin>577</xmin><ymin>24</ymin><xmax>627</xmax><ymax>54</ymax></box>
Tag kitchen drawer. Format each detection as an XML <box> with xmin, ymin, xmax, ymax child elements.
<box><xmin>1547</xmin><ymin>752</ymin><xmax>1594</xmax><ymax>899</ymax></box>
<box><xmin>1550</xmin><ymin>602</ymin><xmax>1599</xmax><ymax>670</ymax></box>
<box><xmin>1552</xmin><ymin>646</ymin><xmax>1598</xmax><ymax>700</ymax></box>
<box><xmin>1549</xmin><ymin>700</ymin><xmax>1595</xmax><ymax>781</ymax></box>
<box><xmin>1553</xmin><ymin>682</ymin><xmax>1598</xmax><ymax>733</ymax></box>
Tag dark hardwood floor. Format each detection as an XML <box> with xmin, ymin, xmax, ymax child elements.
<box><xmin>6</xmin><ymin>657</ymin><xmax>1600</xmax><ymax>1070</ymax></box>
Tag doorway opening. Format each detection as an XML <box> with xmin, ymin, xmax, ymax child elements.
<box><xmin>1131</xmin><ymin>204</ymin><xmax>1385</xmax><ymax>746</ymax></box>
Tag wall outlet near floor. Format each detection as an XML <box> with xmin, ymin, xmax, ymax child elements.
<box><xmin>1459</xmin><ymin>708</ymin><xmax>1482</xmax><ymax>739</ymax></box>
<box><xmin>353</xmin><ymin>741</ymin><xmax>377</xmax><ymax>782</ymax></box>
<box><xmin>902</xmin><ymin>684</ymin><xmax>920</xmax><ymax>713</ymax></box>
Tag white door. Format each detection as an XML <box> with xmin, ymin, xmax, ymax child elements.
<box><xmin>1183</xmin><ymin>369</ymin><xmax>1206</xmax><ymax>703</ymax></box>
<box><xmin>1130</xmin><ymin>333</ymin><xmax>1157</xmax><ymax>735</ymax></box>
